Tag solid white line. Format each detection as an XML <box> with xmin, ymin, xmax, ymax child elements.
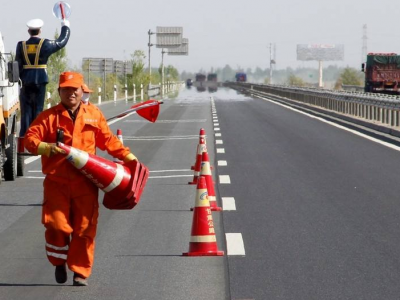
<box><xmin>124</xmin><ymin>137</ymin><xmax>198</xmax><ymax>141</ymax></box>
<box><xmin>149</xmin><ymin>175</ymin><xmax>193</xmax><ymax>179</ymax></box>
<box><xmin>26</xmin><ymin>175</ymin><xmax>194</xmax><ymax>180</ymax></box>
<box><xmin>216</xmin><ymin>140</ymin><xmax>223</xmax><ymax>144</ymax></box>
<box><xmin>150</xmin><ymin>169</ymin><xmax>192</xmax><ymax>173</ymax></box>
<box><xmin>217</xmin><ymin>148</ymin><xmax>225</xmax><ymax>153</ymax></box>
<box><xmin>215</xmin><ymin>133</ymin><xmax>222</xmax><ymax>137</ymax></box>
<box><xmin>222</xmin><ymin>197</ymin><xmax>236</xmax><ymax>211</ymax></box>
<box><xmin>218</xmin><ymin>160</ymin><xmax>227</xmax><ymax>166</ymax></box>
<box><xmin>226</xmin><ymin>233</ymin><xmax>245</xmax><ymax>256</ymax></box>
<box><xmin>219</xmin><ymin>175</ymin><xmax>231</xmax><ymax>184</ymax></box>
<box><xmin>259</xmin><ymin>95</ymin><xmax>400</xmax><ymax>153</ymax></box>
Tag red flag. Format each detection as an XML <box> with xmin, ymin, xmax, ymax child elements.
<box><xmin>132</xmin><ymin>100</ymin><xmax>160</xmax><ymax>123</ymax></box>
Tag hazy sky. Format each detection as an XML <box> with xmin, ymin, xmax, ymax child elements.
<box><xmin>1</xmin><ymin>0</ymin><xmax>399</xmax><ymax>73</ymax></box>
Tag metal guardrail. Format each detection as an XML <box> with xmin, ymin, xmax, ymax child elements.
<box><xmin>226</xmin><ymin>82</ymin><xmax>400</xmax><ymax>134</ymax></box>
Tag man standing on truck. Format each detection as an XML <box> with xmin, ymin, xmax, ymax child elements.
<box><xmin>16</xmin><ymin>18</ymin><xmax>71</xmax><ymax>138</ymax></box>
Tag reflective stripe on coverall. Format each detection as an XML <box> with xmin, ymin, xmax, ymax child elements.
<box><xmin>25</xmin><ymin>102</ymin><xmax>131</xmax><ymax>278</ymax></box>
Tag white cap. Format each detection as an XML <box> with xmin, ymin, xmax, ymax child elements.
<box><xmin>26</xmin><ymin>19</ymin><xmax>44</xmax><ymax>30</ymax></box>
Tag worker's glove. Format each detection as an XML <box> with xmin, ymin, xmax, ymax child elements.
<box><xmin>37</xmin><ymin>142</ymin><xmax>65</xmax><ymax>157</ymax></box>
<box><xmin>61</xmin><ymin>20</ymin><xmax>70</xmax><ymax>27</ymax></box>
<box><xmin>123</xmin><ymin>153</ymin><xmax>137</xmax><ymax>163</ymax></box>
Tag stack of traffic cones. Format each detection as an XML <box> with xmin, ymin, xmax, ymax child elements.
<box><xmin>183</xmin><ymin>176</ymin><xmax>224</xmax><ymax>256</ymax></box>
<box><xmin>188</xmin><ymin>128</ymin><xmax>207</xmax><ymax>185</ymax></box>
<box><xmin>57</xmin><ymin>143</ymin><xmax>149</xmax><ymax>210</ymax></box>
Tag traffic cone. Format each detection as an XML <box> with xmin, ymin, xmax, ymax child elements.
<box><xmin>201</xmin><ymin>151</ymin><xmax>222</xmax><ymax>211</ymax></box>
<box><xmin>188</xmin><ymin>129</ymin><xmax>207</xmax><ymax>185</ymax></box>
<box><xmin>57</xmin><ymin>143</ymin><xmax>149</xmax><ymax>210</ymax></box>
<box><xmin>183</xmin><ymin>176</ymin><xmax>224</xmax><ymax>256</ymax></box>
<box><xmin>190</xmin><ymin>128</ymin><xmax>207</xmax><ymax>171</ymax></box>
<box><xmin>113</xmin><ymin>129</ymin><xmax>123</xmax><ymax>163</ymax></box>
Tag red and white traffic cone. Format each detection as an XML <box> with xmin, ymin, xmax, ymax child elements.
<box><xmin>200</xmin><ymin>151</ymin><xmax>222</xmax><ymax>211</ymax></box>
<box><xmin>191</xmin><ymin>128</ymin><xmax>206</xmax><ymax>171</ymax></box>
<box><xmin>57</xmin><ymin>143</ymin><xmax>149</xmax><ymax>210</ymax></box>
<box><xmin>114</xmin><ymin>129</ymin><xmax>123</xmax><ymax>163</ymax></box>
<box><xmin>183</xmin><ymin>176</ymin><xmax>224</xmax><ymax>256</ymax></box>
<box><xmin>189</xmin><ymin>129</ymin><xmax>207</xmax><ymax>185</ymax></box>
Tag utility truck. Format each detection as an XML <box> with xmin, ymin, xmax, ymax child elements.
<box><xmin>0</xmin><ymin>31</ymin><xmax>23</xmax><ymax>182</ymax></box>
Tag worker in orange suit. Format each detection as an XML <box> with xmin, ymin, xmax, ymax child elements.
<box><xmin>24</xmin><ymin>71</ymin><xmax>137</xmax><ymax>286</ymax></box>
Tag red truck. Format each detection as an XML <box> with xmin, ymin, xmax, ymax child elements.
<box><xmin>362</xmin><ymin>53</ymin><xmax>400</xmax><ymax>94</ymax></box>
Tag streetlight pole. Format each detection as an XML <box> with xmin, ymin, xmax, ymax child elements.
<box><xmin>161</xmin><ymin>48</ymin><xmax>166</xmax><ymax>95</ymax></box>
<box><xmin>148</xmin><ymin>29</ymin><xmax>154</xmax><ymax>84</ymax></box>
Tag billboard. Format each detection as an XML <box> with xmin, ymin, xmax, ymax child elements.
<box><xmin>168</xmin><ymin>38</ymin><xmax>188</xmax><ymax>56</ymax></box>
<box><xmin>156</xmin><ymin>26</ymin><xmax>183</xmax><ymax>48</ymax></box>
<box><xmin>297</xmin><ymin>44</ymin><xmax>344</xmax><ymax>61</ymax></box>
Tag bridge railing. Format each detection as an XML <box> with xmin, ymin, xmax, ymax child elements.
<box><xmin>226</xmin><ymin>82</ymin><xmax>400</xmax><ymax>132</ymax></box>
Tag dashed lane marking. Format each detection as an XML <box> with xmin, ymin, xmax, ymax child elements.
<box><xmin>226</xmin><ymin>233</ymin><xmax>245</xmax><ymax>256</ymax></box>
<box><xmin>217</xmin><ymin>148</ymin><xmax>225</xmax><ymax>153</ymax></box>
<box><xmin>222</xmin><ymin>197</ymin><xmax>236</xmax><ymax>210</ymax></box>
<box><xmin>214</xmin><ymin>127</ymin><xmax>220</xmax><ymax>131</ymax></box>
<box><xmin>216</xmin><ymin>140</ymin><xmax>223</xmax><ymax>144</ymax></box>
<box><xmin>219</xmin><ymin>175</ymin><xmax>231</xmax><ymax>184</ymax></box>
<box><xmin>215</xmin><ymin>133</ymin><xmax>222</xmax><ymax>137</ymax></box>
<box><xmin>218</xmin><ymin>160</ymin><xmax>227</xmax><ymax>166</ymax></box>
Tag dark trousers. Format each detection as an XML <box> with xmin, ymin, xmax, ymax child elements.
<box><xmin>19</xmin><ymin>84</ymin><xmax>46</xmax><ymax>137</ymax></box>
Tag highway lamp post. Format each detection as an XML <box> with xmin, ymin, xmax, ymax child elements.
<box><xmin>161</xmin><ymin>48</ymin><xmax>166</xmax><ymax>96</ymax></box>
<box><xmin>148</xmin><ymin>30</ymin><xmax>154</xmax><ymax>84</ymax></box>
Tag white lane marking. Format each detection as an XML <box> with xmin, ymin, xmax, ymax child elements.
<box><xmin>218</xmin><ymin>160</ymin><xmax>227</xmax><ymax>166</ymax></box>
<box><xmin>217</xmin><ymin>148</ymin><xmax>225</xmax><ymax>153</ymax></box>
<box><xmin>25</xmin><ymin>156</ymin><xmax>40</xmax><ymax>164</ymax></box>
<box><xmin>215</xmin><ymin>133</ymin><xmax>222</xmax><ymax>137</ymax></box>
<box><xmin>124</xmin><ymin>119</ymin><xmax>206</xmax><ymax>123</ymax></box>
<box><xmin>214</xmin><ymin>123</ymin><xmax>220</xmax><ymax>126</ymax></box>
<box><xmin>213</xmin><ymin>116</ymin><xmax>218</xmax><ymax>119</ymax></box>
<box><xmin>25</xmin><ymin>175</ymin><xmax>194</xmax><ymax>180</ymax></box>
<box><xmin>222</xmin><ymin>197</ymin><xmax>236</xmax><ymax>211</ymax></box>
<box><xmin>216</xmin><ymin>140</ymin><xmax>223</xmax><ymax>144</ymax></box>
<box><xmin>219</xmin><ymin>175</ymin><xmax>231</xmax><ymax>184</ymax></box>
<box><xmin>226</xmin><ymin>233</ymin><xmax>245</xmax><ymax>256</ymax></box>
<box><xmin>124</xmin><ymin>136</ymin><xmax>198</xmax><ymax>141</ymax></box>
<box><xmin>258</xmin><ymin>95</ymin><xmax>400</xmax><ymax>153</ymax></box>
<box><xmin>214</xmin><ymin>127</ymin><xmax>220</xmax><ymax>131</ymax></box>
<box><xmin>28</xmin><ymin>170</ymin><xmax>42</xmax><ymax>172</ymax></box>
<box><xmin>150</xmin><ymin>169</ymin><xmax>192</xmax><ymax>173</ymax></box>
<box><xmin>213</xmin><ymin>119</ymin><xmax>218</xmax><ymax>122</ymax></box>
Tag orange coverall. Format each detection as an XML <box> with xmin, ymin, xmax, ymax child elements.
<box><xmin>25</xmin><ymin>102</ymin><xmax>131</xmax><ymax>278</ymax></box>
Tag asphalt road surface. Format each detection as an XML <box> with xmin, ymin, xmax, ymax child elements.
<box><xmin>2</xmin><ymin>86</ymin><xmax>400</xmax><ymax>299</ymax></box>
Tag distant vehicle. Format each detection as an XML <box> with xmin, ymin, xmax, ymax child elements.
<box><xmin>362</xmin><ymin>53</ymin><xmax>400</xmax><ymax>94</ymax></box>
<box><xmin>235</xmin><ymin>72</ymin><xmax>247</xmax><ymax>82</ymax></box>
<box><xmin>207</xmin><ymin>73</ymin><xmax>217</xmax><ymax>82</ymax></box>
<box><xmin>195</xmin><ymin>73</ymin><xmax>206</xmax><ymax>82</ymax></box>
<box><xmin>186</xmin><ymin>79</ymin><xmax>193</xmax><ymax>87</ymax></box>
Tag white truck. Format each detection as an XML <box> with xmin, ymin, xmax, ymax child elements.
<box><xmin>0</xmin><ymin>31</ymin><xmax>23</xmax><ymax>182</ymax></box>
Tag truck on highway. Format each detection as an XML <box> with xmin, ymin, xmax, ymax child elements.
<box><xmin>0</xmin><ymin>31</ymin><xmax>23</xmax><ymax>182</ymax></box>
<box><xmin>195</xmin><ymin>73</ymin><xmax>206</xmax><ymax>82</ymax></box>
<box><xmin>207</xmin><ymin>73</ymin><xmax>217</xmax><ymax>82</ymax></box>
<box><xmin>235</xmin><ymin>72</ymin><xmax>247</xmax><ymax>82</ymax></box>
<box><xmin>362</xmin><ymin>53</ymin><xmax>400</xmax><ymax>94</ymax></box>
